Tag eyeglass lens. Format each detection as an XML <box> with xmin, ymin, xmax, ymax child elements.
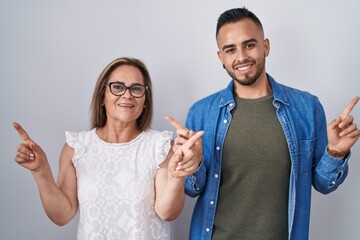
<box><xmin>109</xmin><ymin>82</ymin><xmax>146</xmax><ymax>97</ymax></box>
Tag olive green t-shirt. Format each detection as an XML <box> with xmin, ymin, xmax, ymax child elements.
<box><xmin>212</xmin><ymin>95</ymin><xmax>290</xmax><ymax>240</ymax></box>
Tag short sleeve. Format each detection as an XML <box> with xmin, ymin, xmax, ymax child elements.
<box><xmin>65</xmin><ymin>131</ymin><xmax>85</xmax><ymax>166</ymax></box>
<box><xmin>156</xmin><ymin>131</ymin><xmax>173</xmax><ymax>168</ymax></box>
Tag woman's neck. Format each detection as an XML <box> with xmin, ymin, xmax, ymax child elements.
<box><xmin>97</xmin><ymin>123</ymin><xmax>141</xmax><ymax>143</ymax></box>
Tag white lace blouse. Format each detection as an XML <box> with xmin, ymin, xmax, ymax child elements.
<box><xmin>65</xmin><ymin>128</ymin><xmax>173</xmax><ymax>240</ymax></box>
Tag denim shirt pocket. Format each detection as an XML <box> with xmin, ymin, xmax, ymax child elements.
<box><xmin>298</xmin><ymin>138</ymin><xmax>315</xmax><ymax>173</ymax></box>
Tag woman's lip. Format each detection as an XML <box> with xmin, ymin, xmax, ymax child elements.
<box><xmin>118</xmin><ymin>103</ymin><xmax>134</xmax><ymax>108</ymax></box>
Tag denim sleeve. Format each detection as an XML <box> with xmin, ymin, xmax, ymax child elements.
<box><xmin>312</xmin><ymin>99</ymin><xmax>350</xmax><ymax>194</ymax></box>
<box><xmin>184</xmin><ymin>104</ymin><xmax>208</xmax><ymax>197</ymax></box>
<box><xmin>314</xmin><ymin>149</ymin><xmax>350</xmax><ymax>194</ymax></box>
<box><xmin>184</xmin><ymin>161</ymin><xmax>207</xmax><ymax>197</ymax></box>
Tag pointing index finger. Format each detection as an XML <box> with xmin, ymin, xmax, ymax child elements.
<box><xmin>165</xmin><ymin>115</ymin><xmax>186</xmax><ymax>130</ymax></box>
<box><xmin>340</xmin><ymin>96</ymin><xmax>359</xmax><ymax>119</ymax></box>
<box><xmin>13</xmin><ymin>122</ymin><xmax>31</xmax><ymax>142</ymax></box>
<box><xmin>181</xmin><ymin>131</ymin><xmax>204</xmax><ymax>150</ymax></box>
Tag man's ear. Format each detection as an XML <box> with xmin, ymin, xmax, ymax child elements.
<box><xmin>264</xmin><ymin>38</ymin><xmax>270</xmax><ymax>57</ymax></box>
<box><xmin>217</xmin><ymin>50</ymin><xmax>224</xmax><ymax>67</ymax></box>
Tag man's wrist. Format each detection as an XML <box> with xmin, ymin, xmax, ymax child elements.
<box><xmin>327</xmin><ymin>147</ymin><xmax>347</xmax><ymax>159</ymax></box>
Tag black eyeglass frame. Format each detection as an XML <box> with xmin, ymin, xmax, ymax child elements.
<box><xmin>105</xmin><ymin>82</ymin><xmax>148</xmax><ymax>98</ymax></box>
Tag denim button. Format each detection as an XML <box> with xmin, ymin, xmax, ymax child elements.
<box><xmin>214</xmin><ymin>174</ymin><xmax>219</xmax><ymax>178</ymax></box>
<box><xmin>210</xmin><ymin>201</ymin><xmax>214</xmax><ymax>205</ymax></box>
<box><xmin>216</xmin><ymin>146</ymin><xmax>220</xmax><ymax>151</ymax></box>
<box><xmin>223</xmin><ymin>119</ymin><xmax>228</xmax><ymax>124</ymax></box>
<box><xmin>205</xmin><ymin>228</ymin><xmax>210</xmax><ymax>232</ymax></box>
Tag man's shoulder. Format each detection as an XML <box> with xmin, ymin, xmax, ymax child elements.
<box><xmin>190</xmin><ymin>85</ymin><xmax>231</xmax><ymax>109</ymax></box>
<box><xmin>282</xmin><ymin>83</ymin><xmax>317</xmax><ymax>98</ymax></box>
<box><xmin>195</xmin><ymin>90</ymin><xmax>223</xmax><ymax>103</ymax></box>
<box><xmin>269</xmin><ymin>75</ymin><xmax>323</xmax><ymax>113</ymax></box>
<box><xmin>273</xmin><ymin>79</ymin><xmax>319</xmax><ymax>104</ymax></box>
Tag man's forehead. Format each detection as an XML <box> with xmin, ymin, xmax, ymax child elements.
<box><xmin>217</xmin><ymin>19</ymin><xmax>263</xmax><ymax>38</ymax></box>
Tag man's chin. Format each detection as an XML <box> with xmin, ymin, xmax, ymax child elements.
<box><xmin>234</xmin><ymin>77</ymin><xmax>257</xmax><ymax>86</ymax></box>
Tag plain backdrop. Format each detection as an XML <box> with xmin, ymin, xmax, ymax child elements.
<box><xmin>1</xmin><ymin>0</ymin><xmax>359</xmax><ymax>239</ymax></box>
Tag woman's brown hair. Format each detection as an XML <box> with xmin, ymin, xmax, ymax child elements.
<box><xmin>90</xmin><ymin>57</ymin><xmax>153</xmax><ymax>131</ymax></box>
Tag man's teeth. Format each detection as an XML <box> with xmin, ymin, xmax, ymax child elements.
<box><xmin>237</xmin><ymin>65</ymin><xmax>251</xmax><ymax>71</ymax></box>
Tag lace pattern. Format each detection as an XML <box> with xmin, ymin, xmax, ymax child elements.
<box><xmin>156</xmin><ymin>130</ymin><xmax>173</xmax><ymax>167</ymax></box>
<box><xmin>65</xmin><ymin>129</ymin><xmax>173</xmax><ymax>240</ymax></box>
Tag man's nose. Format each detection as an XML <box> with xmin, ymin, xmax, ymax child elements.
<box><xmin>235</xmin><ymin>48</ymin><xmax>248</xmax><ymax>64</ymax></box>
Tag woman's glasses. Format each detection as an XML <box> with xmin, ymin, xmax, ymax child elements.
<box><xmin>105</xmin><ymin>82</ymin><xmax>148</xmax><ymax>98</ymax></box>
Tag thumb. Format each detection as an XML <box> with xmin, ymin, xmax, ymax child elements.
<box><xmin>169</xmin><ymin>151</ymin><xmax>183</xmax><ymax>172</ymax></box>
<box><xmin>328</xmin><ymin>116</ymin><xmax>341</xmax><ymax>130</ymax></box>
<box><xmin>29</xmin><ymin>141</ymin><xmax>43</xmax><ymax>157</ymax></box>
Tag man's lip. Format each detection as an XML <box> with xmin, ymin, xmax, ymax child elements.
<box><xmin>235</xmin><ymin>63</ymin><xmax>253</xmax><ymax>73</ymax></box>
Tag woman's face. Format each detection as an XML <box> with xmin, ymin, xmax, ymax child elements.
<box><xmin>103</xmin><ymin>65</ymin><xmax>146</xmax><ymax>127</ymax></box>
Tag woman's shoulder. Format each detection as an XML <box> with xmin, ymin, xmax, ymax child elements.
<box><xmin>65</xmin><ymin>128</ymin><xmax>95</xmax><ymax>145</ymax></box>
<box><xmin>143</xmin><ymin>129</ymin><xmax>173</xmax><ymax>140</ymax></box>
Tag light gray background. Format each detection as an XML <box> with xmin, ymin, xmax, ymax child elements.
<box><xmin>1</xmin><ymin>0</ymin><xmax>359</xmax><ymax>239</ymax></box>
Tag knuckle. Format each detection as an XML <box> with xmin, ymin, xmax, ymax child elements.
<box><xmin>15</xmin><ymin>157</ymin><xmax>23</xmax><ymax>163</ymax></box>
<box><xmin>176</xmin><ymin>129</ymin><xmax>184</xmax><ymax>135</ymax></box>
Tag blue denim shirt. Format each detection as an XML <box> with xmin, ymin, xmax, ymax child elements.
<box><xmin>184</xmin><ymin>74</ymin><xmax>350</xmax><ymax>240</ymax></box>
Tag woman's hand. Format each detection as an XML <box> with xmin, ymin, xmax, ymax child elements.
<box><xmin>14</xmin><ymin>122</ymin><xmax>50</xmax><ymax>176</ymax></box>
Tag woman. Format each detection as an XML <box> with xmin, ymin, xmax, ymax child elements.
<box><xmin>14</xmin><ymin>57</ymin><xmax>203</xmax><ymax>239</ymax></box>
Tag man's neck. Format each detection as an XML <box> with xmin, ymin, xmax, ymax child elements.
<box><xmin>233</xmin><ymin>74</ymin><xmax>272</xmax><ymax>99</ymax></box>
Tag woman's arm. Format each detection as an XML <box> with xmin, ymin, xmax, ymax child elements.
<box><xmin>14</xmin><ymin>123</ymin><xmax>78</xmax><ymax>225</ymax></box>
<box><xmin>154</xmin><ymin>131</ymin><xmax>204</xmax><ymax>221</ymax></box>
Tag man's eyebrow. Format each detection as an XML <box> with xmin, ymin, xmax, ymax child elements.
<box><xmin>242</xmin><ymin>38</ymin><xmax>258</xmax><ymax>45</ymax></box>
<box><xmin>222</xmin><ymin>44</ymin><xmax>236</xmax><ymax>51</ymax></box>
<box><xmin>221</xmin><ymin>38</ymin><xmax>258</xmax><ymax>51</ymax></box>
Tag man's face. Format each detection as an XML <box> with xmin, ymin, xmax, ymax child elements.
<box><xmin>217</xmin><ymin>18</ymin><xmax>269</xmax><ymax>86</ymax></box>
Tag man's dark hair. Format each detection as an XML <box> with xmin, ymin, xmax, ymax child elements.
<box><xmin>216</xmin><ymin>7</ymin><xmax>263</xmax><ymax>37</ymax></box>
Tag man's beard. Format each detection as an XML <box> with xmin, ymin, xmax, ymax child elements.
<box><xmin>225</xmin><ymin>57</ymin><xmax>266</xmax><ymax>86</ymax></box>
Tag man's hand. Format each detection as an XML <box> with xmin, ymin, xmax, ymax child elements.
<box><xmin>168</xmin><ymin>130</ymin><xmax>204</xmax><ymax>179</ymax></box>
<box><xmin>327</xmin><ymin>96</ymin><xmax>360</xmax><ymax>157</ymax></box>
<box><xmin>166</xmin><ymin>116</ymin><xmax>204</xmax><ymax>175</ymax></box>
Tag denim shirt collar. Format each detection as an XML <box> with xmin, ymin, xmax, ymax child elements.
<box><xmin>219</xmin><ymin>81</ymin><xmax>235</xmax><ymax>108</ymax></box>
<box><xmin>268</xmin><ymin>74</ymin><xmax>290</xmax><ymax>106</ymax></box>
<box><xmin>221</xmin><ymin>73</ymin><xmax>290</xmax><ymax>107</ymax></box>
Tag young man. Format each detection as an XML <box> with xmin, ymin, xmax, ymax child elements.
<box><xmin>170</xmin><ymin>7</ymin><xmax>359</xmax><ymax>240</ymax></box>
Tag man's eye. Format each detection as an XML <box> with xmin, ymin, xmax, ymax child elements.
<box><xmin>245</xmin><ymin>43</ymin><xmax>255</xmax><ymax>49</ymax></box>
<box><xmin>225</xmin><ymin>49</ymin><xmax>235</xmax><ymax>54</ymax></box>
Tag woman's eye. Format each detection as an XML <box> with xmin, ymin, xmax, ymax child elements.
<box><xmin>131</xmin><ymin>86</ymin><xmax>144</xmax><ymax>92</ymax></box>
<box><xmin>113</xmin><ymin>84</ymin><xmax>125</xmax><ymax>90</ymax></box>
